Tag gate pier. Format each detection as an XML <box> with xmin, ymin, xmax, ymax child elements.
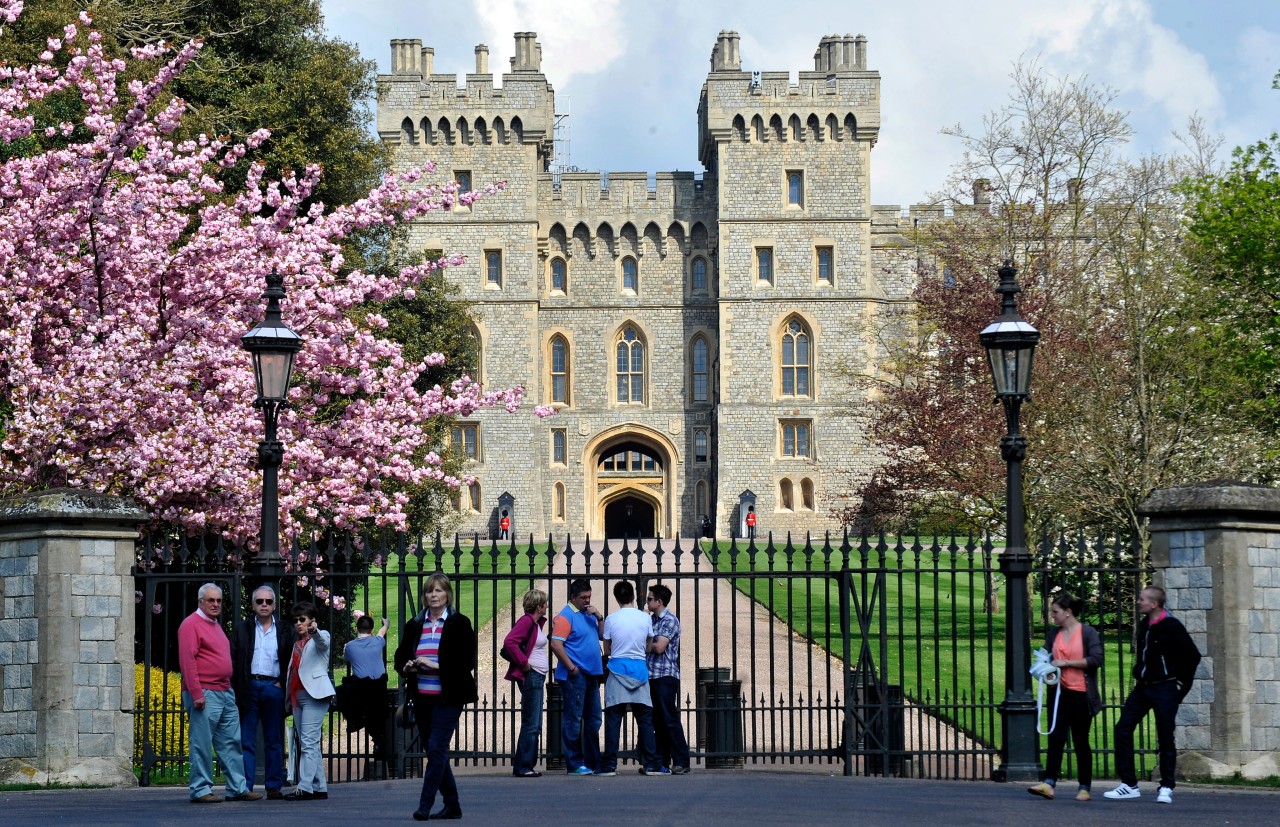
<box><xmin>0</xmin><ymin>489</ymin><xmax>145</xmax><ymax>787</ymax></box>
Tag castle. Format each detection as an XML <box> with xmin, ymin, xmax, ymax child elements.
<box><xmin>377</xmin><ymin>30</ymin><xmax>928</xmax><ymax>540</ymax></box>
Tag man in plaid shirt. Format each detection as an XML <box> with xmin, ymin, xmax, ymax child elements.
<box><xmin>646</xmin><ymin>584</ymin><xmax>690</xmax><ymax>773</ymax></box>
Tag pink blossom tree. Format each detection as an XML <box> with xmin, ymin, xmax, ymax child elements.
<box><xmin>0</xmin><ymin>3</ymin><xmax>552</xmax><ymax>546</ymax></box>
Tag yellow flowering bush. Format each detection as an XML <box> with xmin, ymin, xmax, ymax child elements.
<box><xmin>133</xmin><ymin>664</ymin><xmax>188</xmax><ymax>765</ymax></box>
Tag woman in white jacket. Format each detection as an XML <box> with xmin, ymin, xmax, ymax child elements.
<box><xmin>286</xmin><ymin>601</ymin><xmax>336</xmax><ymax>800</ymax></box>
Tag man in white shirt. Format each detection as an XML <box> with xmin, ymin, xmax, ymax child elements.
<box><xmin>597</xmin><ymin>580</ymin><xmax>665</xmax><ymax>776</ymax></box>
<box><xmin>231</xmin><ymin>584</ymin><xmax>295</xmax><ymax>799</ymax></box>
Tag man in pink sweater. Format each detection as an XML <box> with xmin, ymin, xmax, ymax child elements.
<box><xmin>178</xmin><ymin>583</ymin><xmax>262</xmax><ymax>804</ymax></box>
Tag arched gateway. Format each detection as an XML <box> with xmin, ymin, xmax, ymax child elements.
<box><xmin>583</xmin><ymin>425</ymin><xmax>679</xmax><ymax>538</ymax></box>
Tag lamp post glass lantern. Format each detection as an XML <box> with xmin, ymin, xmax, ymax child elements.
<box><xmin>979</xmin><ymin>261</ymin><xmax>1041</xmax><ymax>782</ymax></box>
<box><xmin>241</xmin><ymin>271</ymin><xmax>303</xmax><ymax>571</ymax></box>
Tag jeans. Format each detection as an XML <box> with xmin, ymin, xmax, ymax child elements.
<box><xmin>601</xmin><ymin>702</ymin><xmax>659</xmax><ymax>772</ymax></box>
<box><xmin>1114</xmin><ymin>681</ymin><xmax>1181</xmax><ymax>788</ymax></box>
<box><xmin>183</xmin><ymin>689</ymin><xmax>249</xmax><ymax>800</ymax></box>
<box><xmin>292</xmin><ymin>691</ymin><xmax>330</xmax><ymax>793</ymax></box>
<box><xmin>240</xmin><ymin>678</ymin><xmax>286</xmax><ymax>791</ymax></box>
<box><xmin>559</xmin><ymin>670</ymin><xmax>602</xmax><ymax>772</ymax></box>
<box><xmin>413</xmin><ymin>694</ymin><xmax>462</xmax><ymax>811</ymax></box>
<box><xmin>1041</xmin><ymin>687</ymin><xmax>1094</xmax><ymax>788</ymax></box>
<box><xmin>513</xmin><ymin>671</ymin><xmax>545</xmax><ymax>773</ymax></box>
<box><xmin>650</xmin><ymin>676</ymin><xmax>690</xmax><ymax>769</ymax></box>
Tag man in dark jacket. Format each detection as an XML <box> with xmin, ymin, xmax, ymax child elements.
<box><xmin>230</xmin><ymin>584</ymin><xmax>296</xmax><ymax>799</ymax></box>
<box><xmin>1104</xmin><ymin>585</ymin><xmax>1202</xmax><ymax>805</ymax></box>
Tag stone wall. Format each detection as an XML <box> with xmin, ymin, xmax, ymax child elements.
<box><xmin>0</xmin><ymin>489</ymin><xmax>144</xmax><ymax>787</ymax></box>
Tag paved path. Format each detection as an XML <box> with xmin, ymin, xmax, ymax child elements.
<box><xmin>3</xmin><ymin>772</ymin><xmax>1275</xmax><ymax>826</ymax></box>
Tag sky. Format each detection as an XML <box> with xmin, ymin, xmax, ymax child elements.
<box><xmin>320</xmin><ymin>0</ymin><xmax>1279</xmax><ymax>209</ymax></box>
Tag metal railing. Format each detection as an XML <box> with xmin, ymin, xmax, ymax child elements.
<box><xmin>132</xmin><ymin>530</ymin><xmax>1151</xmax><ymax>784</ymax></box>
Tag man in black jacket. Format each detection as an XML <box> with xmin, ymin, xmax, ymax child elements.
<box><xmin>1104</xmin><ymin>585</ymin><xmax>1202</xmax><ymax>805</ymax></box>
<box><xmin>231</xmin><ymin>584</ymin><xmax>296</xmax><ymax>799</ymax></box>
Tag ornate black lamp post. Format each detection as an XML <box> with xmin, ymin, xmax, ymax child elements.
<box><xmin>979</xmin><ymin>261</ymin><xmax>1041</xmax><ymax>782</ymax></box>
<box><xmin>241</xmin><ymin>271</ymin><xmax>303</xmax><ymax>575</ymax></box>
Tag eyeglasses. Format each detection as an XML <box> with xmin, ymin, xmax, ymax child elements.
<box><xmin>203</xmin><ymin>598</ymin><xmax>222</xmax><ymax>604</ymax></box>
<box><xmin>255</xmin><ymin>599</ymin><xmax>274</xmax><ymax>605</ymax></box>
<box><xmin>294</xmin><ymin>617</ymin><xmax>310</xmax><ymax>623</ymax></box>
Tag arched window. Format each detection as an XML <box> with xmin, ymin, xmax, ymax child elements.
<box><xmin>690</xmin><ymin>336</ymin><xmax>709</xmax><ymax>403</ymax></box>
<box><xmin>485</xmin><ymin>250</ymin><xmax>502</xmax><ymax>287</ymax></box>
<box><xmin>551</xmin><ymin>257</ymin><xmax>567</xmax><ymax>292</ymax></box>
<box><xmin>781</xmin><ymin>319</ymin><xmax>811</xmax><ymax>397</ymax></box>
<box><xmin>616</xmin><ymin>326</ymin><xmax>645</xmax><ymax>403</ymax></box>
<box><xmin>756</xmin><ymin>247</ymin><xmax>773</xmax><ymax>284</ymax></box>
<box><xmin>696</xmin><ymin>480</ymin><xmax>708</xmax><ymax>518</ymax></box>
<box><xmin>691</xmin><ymin>257</ymin><xmax>708</xmax><ymax>291</ymax></box>
<box><xmin>801</xmin><ymin>478</ymin><xmax>815</xmax><ymax>510</ymax></box>
<box><xmin>780</xmin><ymin>478</ymin><xmax>794</xmax><ymax>511</ymax></box>
<box><xmin>552</xmin><ymin>429</ymin><xmax>567</xmax><ymax>465</ymax></box>
<box><xmin>787</xmin><ymin>171</ymin><xmax>804</xmax><ymax>206</ymax></box>
<box><xmin>622</xmin><ymin>257</ymin><xmax>638</xmax><ymax>292</ymax></box>
<box><xmin>816</xmin><ymin>247</ymin><xmax>833</xmax><ymax>284</ymax></box>
<box><xmin>465</xmin><ymin>324</ymin><xmax>482</xmax><ymax>384</ymax></box>
<box><xmin>550</xmin><ymin>336</ymin><xmax>569</xmax><ymax>404</ymax></box>
<box><xmin>694</xmin><ymin>429</ymin><xmax>709</xmax><ymax>463</ymax></box>
<box><xmin>467</xmin><ymin>481</ymin><xmax>481</xmax><ymax>512</ymax></box>
<box><xmin>554</xmin><ymin>482</ymin><xmax>566</xmax><ymax>521</ymax></box>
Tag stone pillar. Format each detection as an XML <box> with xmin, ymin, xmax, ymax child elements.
<box><xmin>1139</xmin><ymin>481</ymin><xmax>1280</xmax><ymax>779</ymax></box>
<box><xmin>0</xmin><ymin>489</ymin><xmax>147</xmax><ymax>786</ymax></box>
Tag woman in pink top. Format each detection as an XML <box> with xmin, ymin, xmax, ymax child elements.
<box><xmin>1028</xmin><ymin>593</ymin><xmax>1104</xmax><ymax>802</ymax></box>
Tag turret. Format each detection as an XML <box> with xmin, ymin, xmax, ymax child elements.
<box><xmin>710</xmin><ymin>30</ymin><xmax>741</xmax><ymax>72</ymax></box>
<box><xmin>475</xmin><ymin>44</ymin><xmax>489</xmax><ymax>75</ymax></box>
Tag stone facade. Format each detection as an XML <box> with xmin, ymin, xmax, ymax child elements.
<box><xmin>0</xmin><ymin>489</ymin><xmax>145</xmax><ymax>786</ymax></box>
<box><xmin>377</xmin><ymin>30</ymin><xmax>920</xmax><ymax>540</ymax></box>
<box><xmin>1140</xmin><ymin>482</ymin><xmax>1280</xmax><ymax>780</ymax></box>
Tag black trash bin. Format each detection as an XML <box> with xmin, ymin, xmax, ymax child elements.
<box><xmin>864</xmin><ymin>683</ymin><xmax>907</xmax><ymax>776</ymax></box>
<box><xmin>545</xmin><ymin>680</ymin><xmax>565</xmax><ymax>771</ymax></box>
<box><xmin>703</xmin><ymin>677</ymin><xmax>744</xmax><ymax>769</ymax></box>
<box><xmin>695</xmin><ymin>667</ymin><xmax>731</xmax><ymax>752</ymax></box>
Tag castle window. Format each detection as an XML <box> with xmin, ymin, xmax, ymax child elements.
<box><xmin>552</xmin><ymin>429</ymin><xmax>567</xmax><ymax>465</ymax></box>
<box><xmin>781</xmin><ymin>319</ymin><xmax>812</xmax><ymax>397</ymax></box>
<box><xmin>696</xmin><ymin>481</ymin><xmax>708</xmax><ymax>518</ymax></box>
<box><xmin>787</xmin><ymin>171</ymin><xmax>804</xmax><ymax>207</ymax></box>
<box><xmin>801</xmin><ymin>477</ymin><xmax>815</xmax><ymax>510</ymax></box>
<box><xmin>550</xmin><ymin>336</ymin><xmax>570</xmax><ymax>404</ymax></box>
<box><xmin>551</xmin><ymin>257</ymin><xmax>567</xmax><ymax>292</ymax></box>
<box><xmin>554</xmin><ymin>482</ymin><xmax>566</xmax><ymax>521</ymax></box>
<box><xmin>780</xmin><ymin>420</ymin><xmax>812</xmax><ymax>458</ymax></box>
<box><xmin>694</xmin><ymin>429</ymin><xmax>709</xmax><ymax>464</ymax></box>
<box><xmin>816</xmin><ymin>247</ymin><xmax>834</xmax><ymax>284</ymax></box>
<box><xmin>485</xmin><ymin>250</ymin><xmax>502</xmax><ymax>288</ymax></box>
<box><xmin>622</xmin><ymin>256</ymin><xmax>639</xmax><ymax>293</ymax></box>
<box><xmin>756</xmin><ymin>247</ymin><xmax>773</xmax><ymax>284</ymax></box>
<box><xmin>468</xmin><ymin>481</ymin><xmax>481</xmax><ymax>512</ymax></box>
<box><xmin>450</xmin><ymin>488</ymin><xmax>461</xmax><ymax>511</ymax></box>
<box><xmin>691</xmin><ymin>257</ymin><xmax>708</xmax><ymax>291</ymax></box>
<box><xmin>451</xmin><ymin>422</ymin><xmax>479</xmax><ymax>460</ymax></box>
<box><xmin>464</xmin><ymin>324</ymin><xmax>483</xmax><ymax>384</ymax></box>
<box><xmin>780</xmin><ymin>478</ymin><xmax>794</xmax><ymax>511</ymax></box>
<box><xmin>455</xmin><ymin>170</ymin><xmax>472</xmax><ymax>192</ymax></box>
<box><xmin>690</xmin><ymin>336</ymin><xmax>710</xmax><ymax>403</ymax></box>
<box><xmin>615</xmin><ymin>325</ymin><xmax>645</xmax><ymax>404</ymax></box>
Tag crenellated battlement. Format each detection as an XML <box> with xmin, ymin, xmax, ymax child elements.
<box><xmin>379</xmin><ymin>33</ymin><xmax>555</xmax><ymax>144</ymax></box>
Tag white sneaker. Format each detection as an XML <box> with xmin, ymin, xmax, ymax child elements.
<box><xmin>1103</xmin><ymin>783</ymin><xmax>1141</xmax><ymax>800</ymax></box>
<box><xmin>1156</xmin><ymin>786</ymin><xmax>1173</xmax><ymax>804</ymax></box>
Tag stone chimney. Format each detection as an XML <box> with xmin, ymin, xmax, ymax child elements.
<box><xmin>973</xmin><ymin>179</ymin><xmax>991</xmax><ymax>211</ymax></box>
<box><xmin>1067</xmin><ymin>177</ymin><xmax>1083</xmax><ymax>203</ymax></box>
<box><xmin>512</xmin><ymin>32</ymin><xmax>542</xmax><ymax>71</ymax></box>
<box><xmin>475</xmin><ymin>44</ymin><xmax>489</xmax><ymax>74</ymax></box>
<box><xmin>712</xmin><ymin>30</ymin><xmax>741</xmax><ymax>71</ymax></box>
<box><xmin>391</xmin><ymin>39</ymin><xmax>423</xmax><ymax>75</ymax></box>
<box><xmin>422</xmin><ymin>46</ymin><xmax>434</xmax><ymax>77</ymax></box>
<box><xmin>855</xmin><ymin>34</ymin><xmax>867</xmax><ymax>69</ymax></box>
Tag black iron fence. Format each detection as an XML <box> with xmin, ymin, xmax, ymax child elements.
<box><xmin>132</xmin><ymin>530</ymin><xmax>1152</xmax><ymax>785</ymax></box>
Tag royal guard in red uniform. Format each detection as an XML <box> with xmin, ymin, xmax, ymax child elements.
<box><xmin>745</xmin><ymin>509</ymin><xmax>757</xmax><ymax>539</ymax></box>
<box><xmin>500</xmin><ymin>514</ymin><xmax>511</xmax><ymax>539</ymax></box>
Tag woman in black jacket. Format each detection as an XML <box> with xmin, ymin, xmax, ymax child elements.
<box><xmin>394</xmin><ymin>572</ymin><xmax>478</xmax><ymax>821</ymax></box>
<box><xmin>1028</xmin><ymin>593</ymin><xmax>1104</xmax><ymax>802</ymax></box>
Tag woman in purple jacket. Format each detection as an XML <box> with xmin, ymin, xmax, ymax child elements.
<box><xmin>503</xmin><ymin>588</ymin><xmax>549</xmax><ymax>777</ymax></box>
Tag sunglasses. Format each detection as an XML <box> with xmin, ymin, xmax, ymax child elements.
<box><xmin>255</xmin><ymin>598</ymin><xmax>275</xmax><ymax>605</ymax></box>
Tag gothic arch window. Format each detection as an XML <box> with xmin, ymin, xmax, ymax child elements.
<box><xmin>695</xmin><ymin>480</ymin><xmax>708</xmax><ymax>518</ymax></box>
<box><xmin>787</xmin><ymin>171</ymin><xmax>804</xmax><ymax>207</ymax></box>
<box><xmin>419</xmin><ymin>117</ymin><xmax>434</xmax><ymax>145</ymax></box>
<box><xmin>621</xmin><ymin>256</ymin><xmax>639</xmax><ymax>293</ymax></box>
<box><xmin>770</xmin><ymin>114</ymin><xmax>785</xmax><ymax>141</ymax></box>
<box><xmin>780</xmin><ymin>478</ymin><xmax>794</xmax><ymax>511</ymax></box>
<box><xmin>693</xmin><ymin>429</ymin><xmax>709</xmax><ymax>464</ymax></box>
<box><xmin>400</xmin><ymin>117</ymin><xmax>415</xmax><ymax>144</ymax></box>
<box><xmin>691</xmin><ymin>256</ymin><xmax>708</xmax><ymax>292</ymax></box>
<box><xmin>437</xmin><ymin>117</ymin><xmax>452</xmax><ymax>144</ymax></box>
<box><xmin>468</xmin><ymin>481</ymin><xmax>481</xmax><ymax>512</ymax></box>
<box><xmin>554</xmin><ymin>482</ymin><xmax>566</xmax><ymax>521</ymax></box>
<box><xmin>752</xmin><ymin>114</ymin><xmax>765</xmax><ymax>142</ymax></box>
<box><xmin>844</xmin><ymin>112</ymin><xmax>857</xmax><ymax>138</ymax></box>
<box><xmin>789</xmin><ymin>114</ymin><xmax>803</xmax><ymax>142</ymax></box>
<box><xmin>465</xmin><ymin>324</ymin><xmax>483</xmax><ymax>384</ymax></box>
<box><xmin>615</xmin><ymin>325</ymin><xmax>645</xmax><ymax>404</ymax></box>
<box><xmin>826</xmin><ymin>114</ymin><xmax>840</xmax><ymax>141</ymax></box>
<box><xmin>550</xmin><ymin>257</ymin><xmax>568</xmax><ymax>293</ymax></box>
<box><xmin>801</xmin><ymin>478</ymin><xmax>815</xmax><ymax>510</ymax></box>
<box><xmin>549</xmin><ymin>335</ymin><xmax>570</xmax><ymax>405</ymax></box>
<box><xmin>732</xmin><ymin>114</ymin><xmax>747</xmax><ymax>142</ymax></box>
<box><xmin>781</xmin><ymin>318</ymin><xmax>812</xmax><ymax>398</ymax></box>
<box><xmin>808</xmin><ymin>113</ymin><xmax>822</xmax><ymax>141</ymax></box>
<box><xmin>690</xmin><ymin>336</ymin><xmax>710</xmax><ymax>403</ymax></box>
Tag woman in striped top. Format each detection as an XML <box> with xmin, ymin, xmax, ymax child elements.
<box><xmin>394</xmin><ymin>573</ymin><xmax>478</xmax><ymax>821</ymax></box>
